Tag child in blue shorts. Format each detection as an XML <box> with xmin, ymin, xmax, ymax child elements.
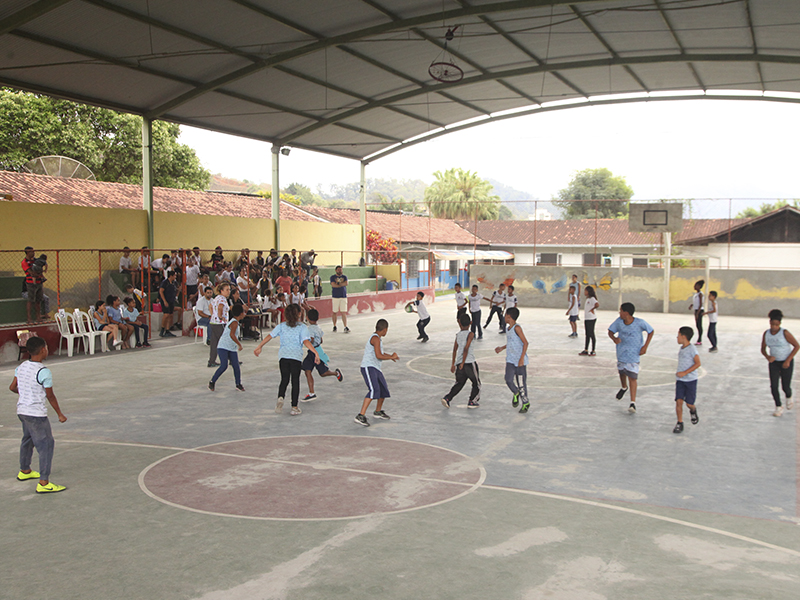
<box><xmin>355</xmin><ymin>319</ymin><xmax>398</xmax><ymax>427</ymax></box>
<box><xmin>608</xmin><ymin>302</ymin><xmax>654</xmax><ymax>414</ymax></box>
<box><xmin>673</xmin><ymin>326</ymin><xmax>701</xmax><ymax>433</ymax></box>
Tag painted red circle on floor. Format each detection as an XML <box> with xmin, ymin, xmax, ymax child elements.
<box><xmin>140</xmin><ymin>435</ymin><xmax>485</xmax><ymax>520</ymax></box>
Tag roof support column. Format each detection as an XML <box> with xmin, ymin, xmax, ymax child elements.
<box><xmin>142</xmin><ymin>117</ymin><xmax>154</xmax><ymax>249</ymax></box>
<box><xmin>359</xmin><ymin>161</ymin><xmax>367</xmax><ymax>253</ymax></box>
<box><xmin>271</xmin><ymin>144</ymin><xmax>281</xmax><ymax>251</ymax></box>
<box><xmin>663</xmin><ymin>231</ymin><xmax>671</xmax><ymax>313</ymax></box>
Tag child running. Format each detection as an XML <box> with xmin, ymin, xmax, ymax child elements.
<box><xmin>302</xmin><ymin>308</ymin><xmax>343</xmax><ymax>402</ymax></box>
<box><xmin>495</xmin><ymin>307</ymin><xmax>531</xmax><ymax>413</ymax></box>
<box><xmin>442</xmin><ymin>312</ymin><xmax>480</xmax><ymax>409</ymax></box>
<box><xmin>208</xmin><ymin>304</ymin><xmax>246</xmax><ymax>392</ymax></box>
<box><xmin>355</xmin><ymin>318</ymin><xmax>398</xmax><ymax>427</ymax></box>
<box><xmin>608</xmin><ymin>302</ymin><xmax>654</xmax><ymax>414</ymax></box>
<box><xmin>761</xmin><ymin>309</ymin><xmax>799</xmax><ymax>417</ymax></box>
<box><xmin>406</xmin><ymin>291</ymin><xmax>431</xmax><ymax>342</ymax></box>
<box><xmin>705</xmin><ymin>291</ymin><xmax>718</xmax><ymax>352</ymax></box>
<box><xmin>484</xmin><ymin>283</ymin><xmax>506</xmax><ymax>333</ymax></box>
<box><xmin>10</xmin><ymin>336</ymin><xmax>68</xmax><ymax>493</ymax></box>
<box><xmin>673</xmin><ymin>326</ymin><xmax>701</xmax><ymax>433</ymax></box>
<box><xmin>579</xmin><ymin>285</ymin><xmax>599</xmax><ymax>356</ymax></box>
<box><xmin>254</xmin><ymin>304</ymin><xmax>320</xmax><ymax>416</ymax></box>
<box><xmin>566</xmin><ymin>287</ymin><xmax>579</xmax><ymax>338</ymax></box>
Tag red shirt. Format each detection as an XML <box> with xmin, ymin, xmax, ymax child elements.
<box><xmin>275</xmin><ymin>276</ymin><xmax>293</xmax><ymax>294</ymax></box>
<box><xmin>22</xmin><ymin>257</ymin><xmax>43</xmax><ymax>284</ymax></box>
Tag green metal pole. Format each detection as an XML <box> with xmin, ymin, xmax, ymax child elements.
<box><xmin>271</xmin><ymin>144</ymin><xmax>281</xmax><ymax>252</ymax></box>
<box><xmin>142</xmin><ymin>117</ymin><xmax>154</xmax><ymax>249</ymax></box>
<box><xmin>360</xmin><ymin>161</ymin><xmax>367</xmax><ymax>253</ymax></box>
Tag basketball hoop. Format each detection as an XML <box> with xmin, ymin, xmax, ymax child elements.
<box><xmin>429</xmin><ymin>26</ymin><xmax>464</xmax><ymax>83</ymax></box>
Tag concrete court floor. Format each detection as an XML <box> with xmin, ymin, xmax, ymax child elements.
<box><xmin>1</xmin><ymin>298</ymin><xmax>799</xmax><ymax>600</ymax></box>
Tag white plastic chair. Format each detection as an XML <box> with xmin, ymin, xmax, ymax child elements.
<box><xmin>192</xmin><ymin>307</ymin><xmax>208</xmax><ymax>343</ymax></box>
<box><xmin>55</xmin><ymin>313</ymin><xmax>85</xmax><ymax>357</ymax></box>
<box><xmin>75</xmin><ymin>309</ymin><xmax>108</xmax><ymax>354</ymax></box>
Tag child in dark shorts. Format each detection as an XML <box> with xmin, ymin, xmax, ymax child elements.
<box><xmin>302</xmin><ymin>309</ymin><xmax>343</xmax><ymax>402</ymax></box>
<box><xmin>673</xmin><ymin>326</ymin><xmax>701</xmax><ymax>433</ymax></box>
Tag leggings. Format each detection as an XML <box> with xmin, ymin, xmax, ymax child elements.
<box><xmin>208</xmin><ymin>323</ymin><xmax>225</xmax><ymax>366</ymax></box>
<box><xmin>707</xmin><ymin>322</ymin><xmax>717</xmax><ymax>349</ymax></box>
<box><xmin>417</xmin><ymin>317</ymin><xmax>430</xmax><ymax>339</ymax></box>
<box><xmin>768</xmin><ymin>359</ymin><xmax>794</xmax><ymax>407</ymax></box>
<box><xmin>584</xmin><ymin>319</ymin><xmax>597</xmax><ymax>352</ymax></box>
<box><xmin>18</xmin><ymin>415</ymin><xmax>54</xmax><ymax>481</ymax></box>
<box><xmin>694</xmin><ymin>310</ymin><xmax>704</xmax><ymax>342</ymax></box>
<box><xmin>211</xmin><ymin>348</ymin><xmax>241</xmax><ymax>386</ymax></box>
<box><xmin>485</xmin><ymin>305</ymin><xmax>504</xmax><ymax>331</ymax></box>
<box><xmin>279</xmin><ymin>358</ymin><xmax>302</xmax><ymax>406</ymax></box>
<box><xmin>504</xmin><ymin>363</ymin><xmax>528</xmax><ymax>401</ymax></box>
<box><xmin>470</xmin><ymin>310</ymin><xmax>482</xmax><ymax>338</ymax></box>
<box><xmin>445</xmin><ymin>363</ymin><xmax>481</xmax><ymax>402</ymax></box>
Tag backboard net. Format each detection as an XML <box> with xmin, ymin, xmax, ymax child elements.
<box><xmin>628</xmin><ymin>202</ymin><xmax>683</xmax><ymax>233</ymax></box>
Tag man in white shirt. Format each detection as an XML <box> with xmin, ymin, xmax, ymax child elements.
<box><xmin>185</xmin><ymin>257</ymin><xmax>201</xmax><ymax>307</ymax></box>
<box><xmin>195</xmin><ymin>286</ymin><xmax>213</xmax><ymax>327</ymax></box>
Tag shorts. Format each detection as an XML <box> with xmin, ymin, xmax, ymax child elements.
<box><xmin>617</xmin><ymin>361</ymin><xmax>640</xmax><ymax>380</ymax></box>
<box><xmin>675</xmin><ymin>379</ymin><xmax>698</xmax><ymax>405</ymax></box>
<box><xmin>332</xmin><ymin>297</ymin><xmax>348</xmax><ymax>313</ymax></box>
<box><xmin>303</xmin><ymin>350</ymin><xmax>328</xmax><ymax>375</ymax></box>
<box><xmin>568</xmin><ymin>315</ymin><xmax>578</xmax><ymax>322</ymax></box>
<box><xmin>164</xmin><ymin>302</ymin><xmax>175</xmax><ymax>314</ymax></box>
<box><xmin>186</xmin><ymin>284</ymin><xmax>198</xmax><ymax>297</ymax></box>
<box><xmin>26</xmin><ymin>282</ymin><xmax>43</xmax><ymax>304</ymax></box>
<box><xmin>361</xmin><ymin>366</ymin><xmax>390</xmax><ymax>399</ymax></box>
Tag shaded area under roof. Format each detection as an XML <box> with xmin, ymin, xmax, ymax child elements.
<box><xmin>3</xmin><ymin>1</ymin><xmax>800</xmax><ymax>161</ymax></box>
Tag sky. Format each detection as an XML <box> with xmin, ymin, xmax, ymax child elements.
<box><xmin>178</xmin><ymin>99</ymin><xmax>800</xmax><ymax>219</ymax></box>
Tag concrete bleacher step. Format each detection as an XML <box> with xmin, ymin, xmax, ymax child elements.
<box><xmin>0</xmin><ymin>276</ymin><xmax>25</xmax><ymax>300</ymax></box>
<box><xmin>0</xmin><ymin>297</ymin><xmax>29</xmax><ymax>325</ymax></box>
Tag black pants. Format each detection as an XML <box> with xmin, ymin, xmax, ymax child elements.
<box><xmin>768</xmin><ymin>359</ymin><xmax>794</xmax><ymax>407</ymax></box>
<box><xmin>445</xmin><ymin>363</ymin><xmax>481</xmax><ymax>402</ymax></box>
<box><xmin>695</xmin><ymin>310</ymin><xmax>704</xmax><ymax>342</ymax></box>
<box><xmin>457</xmin><ymin>307</ymin><xmax>467</xmax><ymax>322</ymax></box>
<box><xmin>208</xmin><ymin>323</ymin><xmax>224</xmax><ymax>366</ymax></box>
<box><xmin>707</xmin><ymin>322</ymin><xmax>717</xmax><ymax>349</ymax></box>
<box><xmin>485</xmin><ymin>305</ymin><xmax>505</xmax><ymax>331</ymax></box>
<box><xmin>584</xmin><ymin>319</ymin><xmax>596</xmax><ymax>352</ymax></box>
<box><xmin>279</xmin><ymin>358</ymin><xmax>302</xmax><ymax>406</ymax></box>
<box><xmin>470</xmin><ymin>310</ymin><xmax>482</xmax><ymax>338</ymax></box>
<box><xmin>417</xmin><ymin>317</ymin><xmax>430</xmax><ymax>340</ymax></box>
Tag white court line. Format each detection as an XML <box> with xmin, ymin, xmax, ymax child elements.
<box><xmin>3</xmin><ymin>436</ymin><xmax>798</xmax><ymax>556</ymax></box>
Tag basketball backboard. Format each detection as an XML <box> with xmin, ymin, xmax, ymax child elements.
<box><xmin>628</xmin><ymin>202</ymin><xmax>683</xmax><ymax>233</ymax></box>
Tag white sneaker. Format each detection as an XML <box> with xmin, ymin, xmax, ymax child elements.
<box><xmin>275</xmin><ymin>397</ymin><xmax>284</xmax><ymax>414</ymax></box>
<box><xmin>291</xmin><ymin>406</ymin><xmax>302</xmax><ymax>416</ymax></box>
<box><xmin>773</xmin><ymin>406</ymin><xmax>783</xmax><ymax>417</ymax></box>
<box><xmin>787</xmin><ymin>399</ymin><xmax>794</xmax><ymax>410</ymax></box>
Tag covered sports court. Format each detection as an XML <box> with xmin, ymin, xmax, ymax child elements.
<box><xmin>2</xmin><ymin>1</ymin><xmax>799</xmax><ymax>597</ymax></box>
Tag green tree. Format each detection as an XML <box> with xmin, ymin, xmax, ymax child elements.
<box><xmin>0</xmin><ymin>88</ymin><xmax>210</xmax><ymax>190</ymax></box>
<box><xmin>736</xmin><ymin>199</ymin><xmax>799</xmax><ymax>218</ymax></box>
<box><xmin>553</xmin><ymin>168</ymin><xmax>633</xmax><ymax>219</ymax></box>
<box><xmin>424</xmin><ymin>168</ymin><xmax>500</xmax><ymax>220</ymax></box>
<box><xmin>286</xmin><ymin>182</ymin><xmax>323</xmax><ymax>205</ymax></box>
<box><xmin>498</xmin><ymin>205</ymin><xmax>514</xmax><ymax>220</ymax></box>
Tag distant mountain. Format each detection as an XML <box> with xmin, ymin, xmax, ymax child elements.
<box><xmin>486</xmin><ymin>178</ymin><xmax>559</xmax><ymax>219</ymax></box>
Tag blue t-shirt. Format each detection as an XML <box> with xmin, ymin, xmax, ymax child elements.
<box><xmin>106</xmin><ymin>305</ymin><xmax>123</xmax><ymax>323</ymax></box>
<box><xmin>218</xmin><ymin>317</ymin><xmax>240</xmax><ymax>352</ymax></box>
<box><xmin>270</xmin><ymin>322</ymin><xmax>310</xmax><ymax>361</ymax></box>
<box><xmin>608</xmin><ymin>317</ymin><xmax>654</xmax><ymax>364</ymax></box>
<box><xmin>330</xmin><ymin>274</ymin><xmax>348</xmax><ymax>298</ymax></box>
<box><xmin>677</xmin><ymin>344</ymin><xmax>699</xmax><ymax>382</ymax></box>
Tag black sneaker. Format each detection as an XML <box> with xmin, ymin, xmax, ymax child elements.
<box><xmin>673</xmin><ymin>422</ymin><xmax>684</xmax><ymax>433</ymax></box>
<box><xmin>690</xmin><ymin>409</ymin><xmax>699</xmax><ymax>425</ymax></box>
<box><xmin>468</xmin><ymin>400</ymin><xmax>479</xmax><ymax>409</ymax></box>
<box><xmin>354</xmin><ymin>413</ymin><xmax>369</xmax><ymax>427</ymax></box>
<box><xmin>421</xmin><ymin>337</ymin><xmax>429</xmax><ymax>343</ymax></box>
<box><xmin>441</xmin><ymin>397</ymin><xmax>451</xmax><ymax>408</ymax></box>
<box><xmin>208</xmin><ymin>381</ymin><xmax>215</xmax><ymax>391</ymax></box>
<box><xmin>333</xmin><ymin>326</ymin><xmax>337</xmax><ymax>332</ymax></box>
<box><xmin>373</xmin><ymin>410</ymin><xmax>390</xmax><ymax>420</ymax></box>
<box><xmin>335</xmin><ymin>368</ymin><xmax>343</xmax><ymax>382</ymax></box>
<box><xmin>578</xmin><ymin>350</ymin><xmax>589</xmax><ymax>356</ymax></box>
<box><xmin>416</xmin><ymin>335</ymin><xmax>423</xmax><ymax>340</ymax></box>
<box><xmin>519</xmin><ymin>400</ymin><xmax>530</xmax><ymax>413</ymax></box>
<box><xmin>208</xmin><ymin>362</ymin><xmax>219</xmax><ymax>368</ymax></box>
<box><xmin>163</xmin><ymin>330</ymin><xmax>176</xmax><ymax>338</ymax></box>
<box><xmin>616</xmin><ymin>388</ymin><xmax>628</xmax><ymax>400</ymax></box>
<box><xmin>236</xmin><ymin>384</ymin><xmax>245</xmax><ymax>392</ymax></box>
<box><xmin>344</xmin><ymin>327</ymin><xmax>350</xmax><ymax>333</ymax></box>
<box><xmin>628</xmin><ymin>403</ymin><xmax>636</xmax><ymax>414</ymax></box>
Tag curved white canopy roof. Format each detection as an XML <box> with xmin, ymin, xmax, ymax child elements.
<box><xmin>2</xmin><ymin>0</ymin><xmax>799</xmax><ymax>162</ymax></box>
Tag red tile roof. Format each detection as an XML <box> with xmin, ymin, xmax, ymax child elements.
<box><xmin>457</xmin><ymin>217</ymin><xmax>749</xmax><ymax>246</ymax></box>
<box><xmin>299</xmin><ymin>205</ymin><xmax>487</xmax><ymax>246</ymax></box>
<box><xmin>0</xmin><ymin>171</ymin><xmax>320</xmax><ymax>222</ymax></box>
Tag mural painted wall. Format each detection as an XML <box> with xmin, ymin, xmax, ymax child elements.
<box><xmin>471</xmin><ymin>265</ymin><xmax>800</xmax><ymax>317</ymax></box>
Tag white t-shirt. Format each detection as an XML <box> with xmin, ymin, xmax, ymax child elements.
<box><xmin>119</xmin><ymin>256</ymin><xmax>132</xmax><ymax>273</ymax></box>
<box><xmin>290</xmin><ymin>292</ymin><xmax>304</xmax><ymax>305</ymax></box>
<box><xmin>151</xmin><ymin>258</ymin><xmax>164</xmax><ymax>270</ymax></box>
<box><xmin>196</xmin><ymin>295</ymin><xmax>212</xmax><ymax>317</ymax></box>
<box><xmin>198</xmin><ymin>281</ymin><xmax>211</xmax><ymax>295</ymax></box>
<box><xmin>505</xmin><ymin>294</ymin><xmax>517</xmax><ymax>310</ymax></box>
<box><xmin>584</xmin><ymin>297</ymin><xmax>598</xmax><ymax>320</ymax></box>
<box><xmin>491</xmin><ymin>291</ymin><xmax>506</xmax><ymax>307</ymax></box>
<box><xmin>185</xmin><ymin>264</ymin><xmax>200</xmax><ymax>286</ymax></box>
<box><xmin>568</xmin><ymin>293</ymin><xmax>579</xmax><ymax>316</ymax></box>
<box><xmin>210</xmin><ymin>296</ymin><xmax>229</xmax><ymax>325</ymax></box>
<box><xmin>15</xmin><ymin>361</ymin><xmax>52</xmax><ymax>418</ymax></box>
<box><xmin>138</xmin><ymin>255</ymin><xmax>150</xmax><ymax>269</ymax></box>
<box><xmin>468</xmin><ymin>293</ymin><xmax>483</xmax><ymax>312</ymax></box>
<box><xmin>416</xmin><ymin>299</ymin><xmax>430</xmax><ymax>319</ymax></box>
<box><xmin>692</xmin><ymin>291</ymin><xmax>703</xmax><ymax>311</ymax></box>
<box><xmin>455</xmin><ymin>291</ymin><xmax>467</xmax><ymax>310</ymax></box>
<box><xmin>236</xmin><ymin>276</ymin><xmax>250</xmax><ymax>293</ymax></box>
<box><xmin>708</xmin><ymin>298</ymin><xmax>718</xmax><ymax>323</ymax></box>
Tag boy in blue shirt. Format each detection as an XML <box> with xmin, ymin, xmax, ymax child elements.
<box><xmin>607</xmin><ymin>302</ymin><xmax>654</xmax><ymax>414</ymax></box>
<box><xmin>673</xmin><ymin>326</ymin><xmax>701</xmax><ymax>433</ymax></box>
<box><xmin>10</xmin><ymin>336</ymin><xmax>68</xmax><ymax>493</ymax></box>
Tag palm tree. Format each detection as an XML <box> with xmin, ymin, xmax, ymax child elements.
<box><xmin>424</xmin><ymin>168</ymin><xmax>501</xmax><ymax>220</ymax></box>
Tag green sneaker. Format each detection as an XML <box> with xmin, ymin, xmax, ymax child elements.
<box><xmin>36</xmin><ymin>482</ymin><xmax>66</xmax><ymax>494</ymax></box>
<box><xmin>17</xmin><ymin>470</ymin><xmax>40</xmax><ymax>481</ymax></box>
<box><xmin>519</xmin><ymin>400</ymin><xmax>530</xmax><ymax>414</ymax></box>
<box><xmin>511</xmin><ymin>393</ymin><xmax>520</xmax><ymax>408</ymax></box>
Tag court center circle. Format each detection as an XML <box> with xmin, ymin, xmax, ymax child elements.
<box><xmin>139</xmin><ymin>435</ymin><xmax>486</xmax><ymax>520</ymax></box>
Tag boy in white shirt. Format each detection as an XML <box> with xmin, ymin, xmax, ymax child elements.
<box><xmin>705</xmin><ymin>291</ymin><xmax>719</xmax><ymax>353</ymax></box>
<box><xmin>123</xmin><ymin>296</ymin><xmax>151</xmax><ymax>347</ymax></box>
<box><xmin>10</xmin><ymin>337</ymin><xmax>67</xmax><ymax>493</ymax></box>
<box><xmin>566</xmin><ymin>288</ymin><xmax>579</xmax><ymax>338</ymax></box>
<box><xmin>406</xmin><ymin>291</ymin><xmax>431</xmax><ymax>342</ymax></box>
<box><xmin>454</xmin><ymin>283</ymin><xmax>467</xmax><ymax>321</ymax></box>
<box><xmin>468</xmin><ymin>285</ymin><xmax>484</xmax><ymax>340</ymax></box>
<box><xmin>484</xmin><ymin>283</ymin><xmax>507</xmax><ymax>333</ymax></box>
